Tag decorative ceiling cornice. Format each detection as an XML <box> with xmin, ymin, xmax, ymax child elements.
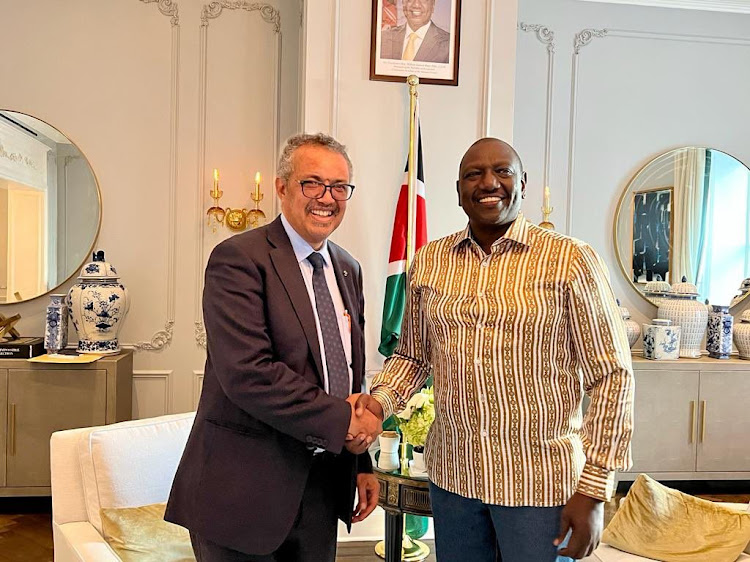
<box><xmin>577</xmin><ymin>0</ymin><xmax>750</xmax><ymax>14</ymax></box>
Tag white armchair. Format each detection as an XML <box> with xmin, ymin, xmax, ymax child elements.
<box><xmin>50</xmin><ymin>412</ymin><xmax>195</xmax><ymax>562</ymax></box>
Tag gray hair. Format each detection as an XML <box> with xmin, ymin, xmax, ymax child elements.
<box><xmin>277</xmin><ymin>133</ymin><xmax>353</xmax><ymax>183</ymax></box>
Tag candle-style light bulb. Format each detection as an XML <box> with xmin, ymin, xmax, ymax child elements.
<box><xmin>540</xmin><ymin>185</ymin><xmax>555</xmax><ymax>230</ymax></box>
<box><xmin>254</xmin><ymin>171</ymin><xmax>262</xmax><ymax>201</ymax></box>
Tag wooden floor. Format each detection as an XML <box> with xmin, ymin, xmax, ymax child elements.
<box><xmin>1</xmin><ymin>483</ymin><xmax>747</xmax><ymax>561</ymax></box>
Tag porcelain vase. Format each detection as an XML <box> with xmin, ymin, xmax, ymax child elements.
<box><xmin>617</xmin><ymin>300</ymin><xmax>640</xmax><ymax>348</ymax></box>
<box><xmin>642</xmin><ymin>319</ymin><xmax>681</xmax><ymax>360</ymax></box>
<box><xmin>44</xmin><ymin>294</ymin><xmax>69</xmax><ymax>354</ymax></box>
<box><xmin>67</xmin><ymin>250</ymin><xmax>130</xmax><ymax>354</ymax></box>
<box><xmin>378</xmin><ymin>431</ymin><xmax>400</xmax><ymax>471</ymax></box>
<box><xmin>707</xmin><ymin>305</ymin><xmax>733</xmax><ymax>360</ymax></box>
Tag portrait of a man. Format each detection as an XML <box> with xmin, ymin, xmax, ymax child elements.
<box><xmin>380</xmin><ymin>0</ymin><xmax>450</xmax><ymax>64</ymax></box>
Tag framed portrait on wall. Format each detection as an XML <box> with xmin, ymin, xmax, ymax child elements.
<box><xmin>632</xmin><ymin>186</ymin><xmax>673</xmax><ymax>285</ymax></box>
<box><xmin>369</xmin><ymin>0</ymin><xmax>462</xmax><ymax>86</ymax></box>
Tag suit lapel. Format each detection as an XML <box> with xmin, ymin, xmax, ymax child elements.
<box><xmin>329</xmin><ymin>244</ymin><xmax>363</xmax><ymax>393</ymax></box>
<box><xmin>416</xmin><ymin>23</ymin><xmax>439</xmax><ymax>61</ymax></box>
<box><xmin>267</xmin><ymin>218</ymin><xmax>325</xmax><ymax>383</ymax></box>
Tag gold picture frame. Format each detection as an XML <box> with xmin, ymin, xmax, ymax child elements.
<box><xmin>369</xmin><ymin>0</ymin><xmax>462</xmax><ymax>86</ymax></box>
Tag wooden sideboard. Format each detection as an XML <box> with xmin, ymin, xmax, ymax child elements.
<box><xmin>620</xmin><ymin>354</ymin><xmax>750</xmax><ymax>481</ymax></box>
<box><xmin>0</xmin><ymin>351</ymin><xmax>133</xmax><ymax>496</ymax></box>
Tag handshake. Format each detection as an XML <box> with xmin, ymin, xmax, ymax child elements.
<box><xmin>344</xmin><ymin>394</ymin><xmax>385</xmax><ymax>455</ymax></box>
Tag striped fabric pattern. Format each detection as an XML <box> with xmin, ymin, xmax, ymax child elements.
<box><xmin>370</xmin><ymin>214</ymin><xmax>635</xmax><ymax>506</ymax></box>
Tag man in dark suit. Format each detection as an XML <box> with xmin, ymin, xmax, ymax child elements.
<box><xmin>380</xmin><ymin>0</ymin><xmax>450</xmax><ymax>63</ymax></box>
<box><xmin>165</xmin><ymin>133</ymin><xmax>382</xmax><ymax>561</ymax></box>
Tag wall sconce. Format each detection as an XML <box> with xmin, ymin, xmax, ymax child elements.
<box><xmin>225</xmin><ymin>172</ymin><xmax>267</xmax><ymax>232</ymax></box>
<box><xmin>206</xmin><ymin>168</ymin><xmax>225</xmax><ymax>234</ymax></box>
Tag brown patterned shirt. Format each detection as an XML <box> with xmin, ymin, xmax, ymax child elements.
<box><xmin>371</xmin><ymin>214</ymin><xmax>634</xmax><ymax>505</ymax></box>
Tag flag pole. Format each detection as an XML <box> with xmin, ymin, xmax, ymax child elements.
<box><xmin>406</xmin><ymin>75</ymin><xmax>419</xmax><ymax>272</ymax></box>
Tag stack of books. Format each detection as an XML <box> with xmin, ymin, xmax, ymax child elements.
<box><xmin>0</xmin><ymin>337</ymin><xmax>45</xmax><ymax>359</ymax></box>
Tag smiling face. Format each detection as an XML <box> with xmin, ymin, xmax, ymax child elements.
<box><xmin>276</xmin><ymin>144</ymin><xmax>349</xmax><ymax>249</ymax></box>
<box><xmin>403</xmin><ymin>0</ymin><xmax>435</xmax><ymax>31</ymax></box>
<box><xmin>457</xmin><ymin>138</ymin><xmax>526</xmax><ymax>240</ymax></box>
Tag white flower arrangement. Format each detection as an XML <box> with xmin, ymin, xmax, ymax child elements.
<box><xmin>395</xmin><ymin>386</ymin><xmax>435</xmax><ymax>447</ymax></box>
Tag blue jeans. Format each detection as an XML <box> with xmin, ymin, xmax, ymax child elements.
<box><xmin>429</xmin><ymin>482</ymin><xmax>574</xmax><ymax>562</ymax></box>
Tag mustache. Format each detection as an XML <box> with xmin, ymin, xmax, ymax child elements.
<box><xmin>306</xmin><ymin>202</ymin><xmax>339</xmax><ymax>214</ymax></box>
<box><xmin>474</xmin><ymin>189</ymin><xmax>507</xmax><ymax>199</ymax></box>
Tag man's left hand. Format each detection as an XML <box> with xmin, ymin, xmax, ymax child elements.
<box><xmin>554</xmin><ymin>492</ymin><xmax>604</xmax><ymax>559</ymax></box>
<box><xmin>352</xmin><ymin>473</ymin><xmax>379</xmax><ymax>523</ymax></box>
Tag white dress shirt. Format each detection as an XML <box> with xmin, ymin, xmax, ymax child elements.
<box><xmin>401</xmin><ymin>21</ymin><xmax>431</xmax><ymax>58</ymax></box>
<box><xmin>280</xmin><ymin>213</ymin><xmax>353</xmax><ymax>395</ymax></box>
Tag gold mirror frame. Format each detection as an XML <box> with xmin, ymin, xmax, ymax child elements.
<box><xmin>613</xmin><ymin>146</ymin><xmax>750</xmax><ymax>310</ymax></box>
<box><xmin>0</xmin><ymin>109</ymin><xmax>102</xmax><ymax>304</ymax></box>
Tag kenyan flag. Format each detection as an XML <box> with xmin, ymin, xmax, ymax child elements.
<box><xmin>378</xmin><ymin>122</ymin><xmax>427</xmax><ymax>358</ymax></box>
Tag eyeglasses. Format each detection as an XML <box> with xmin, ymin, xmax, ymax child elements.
<box><xmin>297</xmin><ymin>180</ymin><xmax>355</xmax><ymax>201</ymax></box>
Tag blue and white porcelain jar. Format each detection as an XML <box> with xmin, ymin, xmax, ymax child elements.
<box><xmin>707</xmin><ymin>305</ymin><xmax>733</xmax><ymax>359</ymax></box>
<box><xmin>66</xmin><ymin>250</ymin><xmax>130</xmax><ymax>354</ymax></box>
<box><xmin>44</xmin><ymin>294</ymin><xmax>69</xmax><ymax>354</ymax></box>
<box><xmin>642</xmin><ymin>318</ymin><xmax>681</xmax><ymax>360</ymax></box>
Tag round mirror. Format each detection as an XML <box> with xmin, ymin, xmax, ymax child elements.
<box><xmin>614</xmin><ymin>147</ymin><xmax>750</xmax><ymax>308</ymax></box>
<box><xmin>0</xmin><ymin>110</ymin><xmax>101</xmax><ymax>304</ymax></box>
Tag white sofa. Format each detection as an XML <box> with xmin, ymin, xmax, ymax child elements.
<box><xmin>50</xmin><ymin>412</ymin><xmax>749</xmax><ymax>562</ymax></box>
<box><xmin>50</xmin><ymin>412</ymin><xmax>195</xmax><ymax>562</ymax></box>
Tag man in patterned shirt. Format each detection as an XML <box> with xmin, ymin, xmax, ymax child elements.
<box><xmin>355</xmin><ymin>138</ymin><xmax>634</xmax><ymax>561</ymax></box>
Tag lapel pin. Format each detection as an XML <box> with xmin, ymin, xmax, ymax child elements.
<box><xmin>343</xmin><ymin>270</ymin><xmax>348</xmax><ymax>277</ymax></box>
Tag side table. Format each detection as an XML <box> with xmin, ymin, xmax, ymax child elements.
<box><xmin>373</xmin><ymin>461</ymin><xmax>432</xmax><ymax>562</ymax></box>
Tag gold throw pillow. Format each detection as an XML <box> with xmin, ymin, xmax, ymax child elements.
<box><xmin>100</xmin><ymin>502</ymin><xmax>195</xmax><ymax>562</ymax></box>
<box><xmin>602</xmin><ymin>474</ymin><xmax>750</xmax><ymax>562</ymax></box>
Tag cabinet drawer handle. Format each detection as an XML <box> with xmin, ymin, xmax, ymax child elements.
<box><xmin>700</xmin><ymin>401</ymin><xmax>707</xmax><ymax>443</ymax></box>
<box><xmin>8</xmin><ymin>403</ymin><xmax>15</xmax><ymax>456</ymax></box>
<box><xmin>689</xmin><ymin>401</ymin><xmax>696</xmax><ymax>443</ymax></box>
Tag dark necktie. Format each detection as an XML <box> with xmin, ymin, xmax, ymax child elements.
<box><xmin>307</xmin><ymin>252</ymin><xmax>350</xmax><ymax>399</ymax></box>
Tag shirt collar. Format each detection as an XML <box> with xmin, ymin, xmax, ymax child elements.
<box><xmin>406</xmin><ymin>21</ymin><xmax>431</xmax><ymax>39</ymax></box>
<box><xmin>452</xmin><ymin>213</ymin><xmax>531</xmax><ymax>251</ymax></box>
<box><xmin>280</xmin><ymin>213</ymin><xmax>332</xmax><ymax>267</ymax></box>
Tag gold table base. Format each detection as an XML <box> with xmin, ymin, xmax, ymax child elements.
<box><xmin>375</xmin><ymin>536</ymin><xmax>430</xmax><ymax>561</ymax></box>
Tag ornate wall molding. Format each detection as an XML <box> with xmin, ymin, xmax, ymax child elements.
<box><xmin>565</xmin><ymin>28</ymin><xmax>607</xmax><ymax>235</ymax></box>
<box><xmin>577</xmin><ymin>0</ymin><xmax>750</xmax><ymax>14</ymax></box>
<box><xmin>573</xmin><ymin>28</ymin><xmax>608</xmax><ymax>54</ymax></box>
<box><xmin>201</xmin><ymin>1</ymin><xmax>280</xmax><ymax>31</ymax></box>
<box><xmin>480</xmin><ymin>0</ymin><xmax>496</xmax><ymax>136</ymax></box>
<box><xmin>193</xmin><ymin>370</ymin><xmax>205</xmax><ymax>409</ymax></box>
<box><xmin>140</xmin><ymin>0</ymin><xmax>179</xmax><ymax>26</ymax></box>
<box><xmin>0</xmin><ymin>143</ymin><xmax>38</xmax><ymax>170</ymax></box>
<box><xmin>565</xmin><ymin>27</ymin><xmax>750</xmax><ymax>236</ymax></box>
<box><xmin>133</xmin><ymin>370</ymin><xmax>173</xmax><ymax>417</ymax></box>
<box><xmin>518</xmin><ymin>22</ymin><xmax>556</xmax><ymax>195</ymax></box>
<box><xmin>330</xmin><ymin>0</ymin><xmax>341</xmax><ymax>137</ymax></box>
<box><xmin>124</xmin><ymin>0</ymin><xmax>179</xmax><ymax>351</ymax></box>
<box><xmin>195</xmin><ymin>2</ymin><xmax>283</xmax><ymax>348</ymax></box>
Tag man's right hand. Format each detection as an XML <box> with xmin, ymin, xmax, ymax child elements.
<box><xmin>351</xmin><ymin>393</ymin><xmax>385</xmax><ymax>421</ymax></box>
<box><xmin>344</xmin><ymin>395</ymin><xmax>382</xmax><ymax>454</ymax></box>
